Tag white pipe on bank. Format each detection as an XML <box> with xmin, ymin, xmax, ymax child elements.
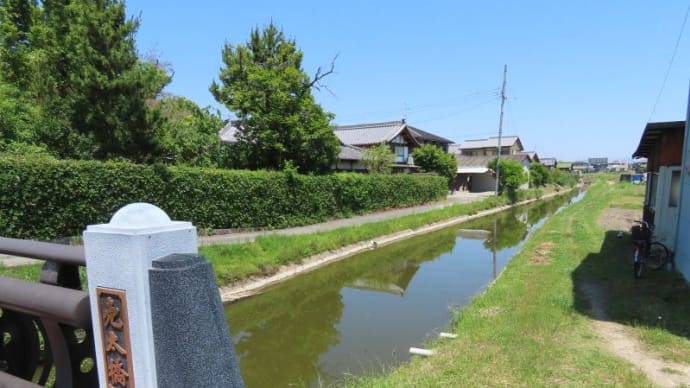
<box><xmin>409</xmin><ymin>347</ymin><xmax>435</xmax><ymax>357</ymax></box>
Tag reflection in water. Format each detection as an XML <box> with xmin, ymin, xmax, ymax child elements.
<box><xmin>224</xmin><ymin>190</ymin><xmax>581</xmax><ymax>387</ymax></box>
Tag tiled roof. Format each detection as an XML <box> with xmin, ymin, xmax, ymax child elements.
<box><xmin>339</xmin><ymin>143</ymin><xmax>364</xmax><ymax>160</ymax></box>
<box><xmin>334</xmin><ymin>121</ymin><xmax>411</xmax><ymax>146</ymax></box>
<box><xmin>408</xmin><ymin>125</ymin><xmax>453</xmax><ymax>144</ymax></box>
<box><xmin>218</xmin><ymin>121</ymin><xmax>239</xmax><ymax>143</ymax></box>
<box><xmin>516</xmin><ymin>151</ymin><xmax>538</xmax><ymax>163</ymax></box>
<box><xmin>459</xmin><ymin>136</ymin><xmax>521</xmax><ymax>150</ymax></box>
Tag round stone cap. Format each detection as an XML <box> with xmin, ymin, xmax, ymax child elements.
<box><xmin>109</xmin><ymin>203</ymin><xmax>172</xmax><ymax>228</ymax></box>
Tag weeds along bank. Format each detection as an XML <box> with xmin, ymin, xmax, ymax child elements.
<box><xmin>352</xmin><ymin>180</ymin><xmax>656</xmax><ymax>387</ymax></box>
<box><xmin>0</xmin><ymin>156</ymin><xmax>446</xmax><ymax>240</ymax></box>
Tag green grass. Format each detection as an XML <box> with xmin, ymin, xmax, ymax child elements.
<box><xmin>350</xmin><ymin>179</ymin><xmax>690</xmax><ymax>387</ymax></box>
<box><xmin>0</xmin><ymin>262</ymin><xmax>44</xmax><ymax>282</ymax></box>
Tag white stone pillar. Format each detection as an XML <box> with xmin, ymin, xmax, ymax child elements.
<box><xmin>83</xmin><ymin>203</ymin><xmax>197</xmax><ymax>388</ymax></box>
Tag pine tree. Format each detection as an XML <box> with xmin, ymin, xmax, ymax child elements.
<box><xmin>0</xmin><ymin>0</ymin><xmax>168</xmax><ymax>161</ymax></box>
<box><xmin>210</xmin><ymin>22</ymin><xmax>339</xmax><ymax>174</ymax></box>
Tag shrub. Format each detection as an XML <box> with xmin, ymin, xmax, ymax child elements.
<box><xmin>0</xmin><ymin>156</ymin><xmax>447</xmax><ymax>239</ymax></box>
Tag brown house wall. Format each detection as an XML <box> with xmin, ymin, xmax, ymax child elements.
<box><xmin>643</xmin><ymin>127</ymin><xmax>684</xmax><ymax>226</ymax></box>
<box><xmin>653</xmin><ymin>130</ymin><xmax>684</xmax><ymax>168</ymax></box>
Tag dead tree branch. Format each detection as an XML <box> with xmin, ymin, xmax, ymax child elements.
<box><xmin>309</xmin><ymin>52</ymin><xmax>339</xmax><ymax>94</ymax></box>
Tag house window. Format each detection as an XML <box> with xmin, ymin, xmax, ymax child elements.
<box><xmin>394</xmin><ymin>146</ymin><xmax>409</xmax><ymax>163</ymax></box>
<box><xmin>669</xmin><ymin>170</ymin><xmax>681</xmax><ymax>208</ymax></box>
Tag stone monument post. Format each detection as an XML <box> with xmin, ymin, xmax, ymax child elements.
<box><xmin>83</xmin><ymin>203</ymin><xmax>243</xmax><ymax>387</ymax></box>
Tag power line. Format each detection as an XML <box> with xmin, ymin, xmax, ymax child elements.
<box><xmin>648</xmin><ymin>1</ymin><xmax>690</xmax><ymax>121</ymax></box>
<box><xmin>334</xmin><ymin>88</ymin><xmax>499</xmax><ymax>123</ymax></box>
<box><xmin>413</xmin><ymin>96</ymin><xmax>498</xmax><ymax>124</ymax></box>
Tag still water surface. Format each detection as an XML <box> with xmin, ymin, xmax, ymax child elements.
<box><xmin>224</xmin><ymin>191</ymin><xmax>582</xmax><ymax>387</ymax></box>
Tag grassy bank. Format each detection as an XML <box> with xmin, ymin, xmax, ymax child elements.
<box><xmin>349</xmin><ymin>179</ymin><xmax>690</xmax><ymax>386</ymax></box>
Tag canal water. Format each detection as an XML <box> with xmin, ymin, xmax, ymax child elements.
<box><xmin>224</xmin><ymin>191</ymin><xmax>582</xmax><ymax>387</ymax></box>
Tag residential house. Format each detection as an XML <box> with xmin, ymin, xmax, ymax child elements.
<box><xmin>456</xmin><ymin>136</ymin><xmax>524</xmax><ymax>156</ymax></box>
<box><xmin>333</xmin><ymin>120</ymin><xmax>453</xmax><ymax>173</ymax></box>
<box><xmin>410</xmin><ymin>127</ymin><xmax>453</xmax><ymax>152</ymax></box>
<box><xmin>632</xmin><ymin>120</ymin><xmax>685</xmax><ymax>250</ymax></box>
<box><xmin>541</xmin><ymin>157</ymin><xmax>557</xmax><ymax>169</ymax></box>
<box><xmin>219</xmin><ymin>119</ymin><xmax>453</xmax><ymax>173</ymax></box>
<box><xmin>517</xmin><ymin>151</ymin><xmax>540</xmax><ymax>164</ymax></box>
<box><xmin>335</xmin><ymin>143</ymin><xmax>367</xmax><ymax>172</ymax></box>
<box><xmin>218</xmin><ymin>121</ymin><xmax>240</xmax><ymax>143</ymax></box>
<box><xmin>451</xmin><ymin>135</ymin><xmax>534</xmax><ymax>192</ymax></box>
<box><xmin>453</xmin><ymin>153</ymin><xmax>533</xmax><ymax>193</ymax></box>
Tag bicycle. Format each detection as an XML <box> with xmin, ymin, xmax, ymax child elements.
<box><xmin>631</xmin><ymin>220</ymin><xmax>672</xmax><ymax>279</ymax></box>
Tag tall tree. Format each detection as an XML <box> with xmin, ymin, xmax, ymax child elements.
<box><xmin>155</xmin><ymin>96</ymin><xmax>227</xmax><ymax>167</ymax></box>
<box><xmin>488</xmin><ymin>158</ymin><xmax>527</xmax><ymax>200</ymax></box>
<box><xmin>0</xmin><ymin>0</ymin><xmax>36</xmax><ymax>90</ymax></box>
<box><xmin>529</xmin><ymin>161</ymin><xmax>549</xmax><ymax>187</ymax></box>
<box><xmin>412</xmin><ymin>144</ymin><xmax>457</xmax><ymax>185</ymax></box>
<box><xmin>0</xmin><ymin>0</ymin><xmax>168</xmax><ymax>161</ymax></box>
<box><xmin>210</xmin><ymin>22</ymin><xmax>339</xmax><ymax>174</ymax></box>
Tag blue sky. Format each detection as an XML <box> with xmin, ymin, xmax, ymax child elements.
<box><xmin>126</xmin><ymin>1</ymin><xmax>690</xmax><ymax>162</ymax></box>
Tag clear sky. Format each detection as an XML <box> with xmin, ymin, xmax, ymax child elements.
<box><xmin>125</xmin><ymin>0</ymin><xmax>690</xmax><ymax>162</ymax></box>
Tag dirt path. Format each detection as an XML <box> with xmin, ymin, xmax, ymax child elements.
<box><xmin>590</xmin><ymin>207</ymin><xmax>690</xmax><ymax>387</ymax></box>
<box><xmin>581</xmin><ymin>282</ymin><xmax>690</xmax><ymax>387</ymax></box>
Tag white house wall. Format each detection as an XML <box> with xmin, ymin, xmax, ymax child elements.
<box><xmin>674</xmin><ymin>91</ymin><xmax>690</xmax><ymax>280</ymax></box>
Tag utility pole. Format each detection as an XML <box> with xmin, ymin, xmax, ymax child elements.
<box><xmin>495</xmin><ymin>64</ymin><xmax>508</xmax><ymax>196</ymax></box>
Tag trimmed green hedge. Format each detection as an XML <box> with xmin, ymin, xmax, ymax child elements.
<box><xmin>0</xmin><ymin>156</ymin><xmax>447</xmax><ymax>239</ymax></box>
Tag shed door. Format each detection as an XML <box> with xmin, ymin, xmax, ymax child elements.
<box><xmin>654</xmin><ymin>166</ymin><xmax>681</xmax><ymax>247</ymax></box>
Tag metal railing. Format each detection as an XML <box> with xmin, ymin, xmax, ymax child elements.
<box><xmin>0</xmin><ymin>237</ymin><xmax>97</xmax><ymax>388</ymax></box>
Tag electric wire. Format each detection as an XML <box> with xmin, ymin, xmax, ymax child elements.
<box><xmin>648</xmin><ymin>1</ymin><xmax>690</xmax><ymax>121</ymax></box>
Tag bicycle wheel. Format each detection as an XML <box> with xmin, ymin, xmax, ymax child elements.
<box><xmin>646</xmin><ymin>242</ymin><xmax>669</xmax><ymax>270</ymax></box>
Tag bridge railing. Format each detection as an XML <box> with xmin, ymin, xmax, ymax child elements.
<box><xmin>0</xmin><ymin>237</ymin><xmax>97</xmax><ymax>388</ymax></box>
<box><xmin>1</xmin><ymin>203</ymin><xmax>244</xmax><ymax>388</ymax></box>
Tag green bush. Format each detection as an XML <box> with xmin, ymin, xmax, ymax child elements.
<box><xmin>0</xmin><ymin>156</ymin><xmax>447</xmax><ymax>239</ymax></box>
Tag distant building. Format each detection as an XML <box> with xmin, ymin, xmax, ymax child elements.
<box><xmin>572</xmin><ymin>161</ymin><xmax>593</xmax><ymax>173</ymax></box>
<box><xmin>607</xmin><ymin>160</ymin><xmax>629</xmax><ymax>172</ymax></box>
<box><xmin>588</xmin><ymin>157</ymin><xmax>608</xmax><ymax>172</ymax></box>
<box><xmin>454</xmin><ymin>136</ymin><xmax>524</xmax><ymax>157</ymax></box>
<box><xmin>540</xmin><ymin>157</ymin><xmax>557</xmax><ymax>169</ymax></box>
